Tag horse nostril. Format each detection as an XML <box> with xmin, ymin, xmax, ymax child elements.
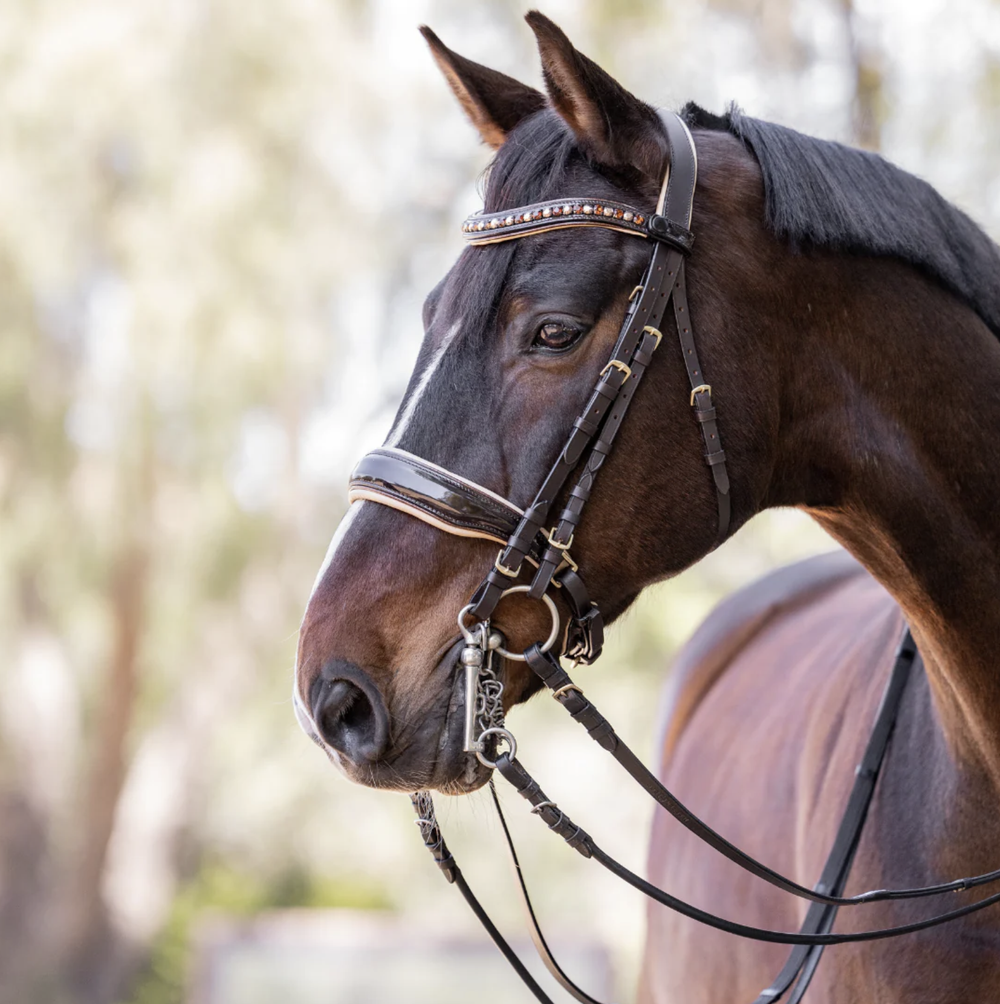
<box><xmin>312</xmin><ymin>676</ymin><xmax>387</xmax><ymax>765</ymax></box>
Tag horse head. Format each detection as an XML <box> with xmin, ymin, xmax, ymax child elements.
<box><xmin>295</xmin><ymin>13</ymin><xmax>775</xmax><ymax>793</ymax></box>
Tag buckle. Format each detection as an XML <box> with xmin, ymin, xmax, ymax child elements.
<box><xmin>689</xmin><ymin>383</ymin><xmax>712</xmax><ymax>406</ymax></box>
<box><xmin>551</xmin><ymin>683</ymin><xmax>584</xmax><ymax>702</ymax></box>
<box><xmin>564</xmin><ymin>605</ymin><xmax>604</xmax><ymax>665</ymax></box>
<box><xmin>642</xmin><ymin>325</ymin><xmax>663</xmax><ymax>349</ymax></box>
<box><xmin>494</xmin><ymin>550</ymin><xmax>521</xmax><ymax>578</ymax></box>
<box><xmin>600</xmin><ymin>359</ymin><xmax>632</xmax><ymax>381</ymax></box>
<box><xmin>546</xmin><ymin>527</ymin><xmax>574</xmax><ymax>551</ymax></box>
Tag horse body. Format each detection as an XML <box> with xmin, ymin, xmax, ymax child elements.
<box><xmin>295</xmin><ymin>13</ymin><xmax>1000</xmax><ymax>1001</ymax></box>
<box><xmin>642</xmin><ymin>553</ymin><xmax>1000</xmax><ymax>1002</ymax></box>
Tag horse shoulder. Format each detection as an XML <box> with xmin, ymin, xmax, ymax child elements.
<box><xmin>654</xmin><ymin>548</ymin><xmax>868</xmax><ymax>767</ymax></box>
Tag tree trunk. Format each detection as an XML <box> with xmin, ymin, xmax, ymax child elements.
<box><xmin>59</xmin><ymin>542</ymin><xmax>147</xmax><ymax>1004</ymax></box>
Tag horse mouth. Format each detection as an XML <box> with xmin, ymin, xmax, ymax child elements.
<box><xmin>328</xmin><ymin>638</ymin><xmax>496</xmax><ymax>794</ymax></box>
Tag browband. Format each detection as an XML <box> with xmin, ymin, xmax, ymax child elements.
<box><xmin>462</xmin><ymin>196</ymin><xmax>695</xmax><ymax>254</ymax></box>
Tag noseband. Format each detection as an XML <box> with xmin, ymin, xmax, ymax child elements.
<box><xmin>343</xmin><ymin>112</ymin><xmax>1000</xmax><ymax>1004</ymax></box>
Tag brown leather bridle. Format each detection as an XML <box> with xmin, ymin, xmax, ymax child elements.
<box><xmin>342</xmin><ymin>112</ymin><xmax>1000</xmax><ymax>1004</ymax></box>
<box><xmin>351</xmin><ymin>112</ymin><xmax>727</xmax><ymax>667</ymax></box>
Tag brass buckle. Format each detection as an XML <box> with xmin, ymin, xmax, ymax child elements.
<box><xmin>600</xmin><ymin>359</ymin><xmax>632</xmax><ymax>381</ymax></box>
<box><xmin>628</xmin><ymin>284</ymin><xmax>644</xmax><ymax>302</ymax></box>
<box><xmin>546</xmin><ymin>527</ymin><xmax>574</xmax><ymax>551</ymax></box>
<box><xmin>642</xmin><ymin>325</ymin><xmax>663</xmax><ymax>349</ymax></box>
<box><xmin>494</xmin><ymin>550</ymin><xmax>521</xmax><ymax>578</ymax></box>
<box><xmin>545</xmin><ymin>527</ymin><xmax>577</xmax><ymax>572</ymax></box>
<box><xmin>552</xmin><ymin>683</ymin><xmax>584</xmax><ymax>701</ymax></box>
<box><xmin>690</xmin><ymin>383</ymin><xmax>712</xmax><ymax>406</ymax></box>
<box><xmin>557</xmin><ymin>551</ymin><xmax>579</xmax><ymax>573</ymax></box>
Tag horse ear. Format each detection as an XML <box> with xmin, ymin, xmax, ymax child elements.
<box><xmin>525</xmin><ymin>11</ymin><xmax>666</xmax><ymax>179</ymax></box>
<box><xmin>420</xmin><ymin>26</ymin><xmax>546</xmax><ymax>150</ymax></box>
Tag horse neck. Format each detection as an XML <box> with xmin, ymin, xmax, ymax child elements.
<box><xmin>764</xmin><ymin>252</ymin><xmax>1000</xmax><ymax>783</ymax></box>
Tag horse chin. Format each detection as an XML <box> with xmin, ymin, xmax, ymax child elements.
<box><xmin>331</xmin><ymin>747</ymin><xmax>492</xmax><ymax>794</ymax></box>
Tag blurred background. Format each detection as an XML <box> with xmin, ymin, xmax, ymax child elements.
<box><xmin>2</xmin><ymin>0</ymin><xmax>999</xmax><ymax>1001</ymax></box>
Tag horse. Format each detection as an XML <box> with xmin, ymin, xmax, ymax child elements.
<box><xmin>294</xmin><ymin>11</ymin><xmax>1000</xmax><ymax>1003</ymax></box>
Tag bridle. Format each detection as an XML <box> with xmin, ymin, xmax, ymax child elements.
<box><xmin>345</xmin><ymin>112</ymin><xmax>1000</xmax><ymax>1003</ymax></box>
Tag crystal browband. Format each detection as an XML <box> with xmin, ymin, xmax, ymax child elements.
<box><xmin>461</xmin><ymin>197</ymin><xmax>695</xmax><ymax>253</ymax></box>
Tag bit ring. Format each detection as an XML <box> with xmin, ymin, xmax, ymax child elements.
<box><xmin>476</xmin><ymin>727</ymin><xmax>517</xmax><ymax>768</ymax></box>
<box><xmin>492</xmin><ymin>586</ymin><xmax>560</xmax><ymax>662</ymax></box>
<box><xmin>458</xmin><ymin>604</ymin><xmax>487</xmax><ymax>645</ymax></box>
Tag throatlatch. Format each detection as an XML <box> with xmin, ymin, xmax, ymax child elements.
<box><xmin>349</xmin><ymin>110</ymin><xmax>1000</xmax><ymax>1003</ymax></box>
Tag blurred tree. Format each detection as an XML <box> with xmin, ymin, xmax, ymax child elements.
<box><xmin>0</xmin><ymin>2</ymin><xmax>996</xmax><ymax>1004</ymax></box>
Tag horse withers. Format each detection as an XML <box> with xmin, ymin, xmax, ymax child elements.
<box><xmin>295</xmin><ymin>12</ymin><xmax>1000</xmax><ymax>1003</ymax></box>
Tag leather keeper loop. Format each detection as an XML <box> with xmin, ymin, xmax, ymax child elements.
<box><xmin>495</xmin><ymin>754</ymin><xmax>541</xmax><ymax>801</ymax></box>
<box><xmin>695</xmin><ymin>407</ymin><xmax>718</xmax><ymax>423</ymax></box>
<box><xmin>572</xmin><ymin>415</ymin><xmax>600</xmax><ymax>437</ymax></box>
<box><xmin>587</xmin><ymin>719</ymin><xmax>617</xmax><ymax>750</ymax></box>
<box><xmin>553</xmin><ymin>567</ymin><xmax>592</xmax><ymax>618</ymax></box>
<box><xmin>470</xmin><ymin>576</ymin><xmax>505</xmax><ymax>620</ymax></box>
<box><xmin>558</xmin><ymin>497</ymin><xmax>585</xmax><ymax>520</ymax></box>
<box><xmin>594</xmin><ymin>379</ymin><xmax>620</xmax><ymax>403</ymax></box>
<box><xmin>527</xmin><ymin>560</ymin><xmax>558</xmax><ymax>600</ymax></box>
<box><xmin>525</xmin><ymin>644</ymin><xmax>571</xmax><ymax>690</ymax></box>
<box><xmin>592</xmin><ymin>438</ymin><xmax>613</xmax><ymax>457</ymax></box>
<box><xmin>705</xmin><ymin>448</ymin><xmax>728</xmax><ymax>466</ymax></box>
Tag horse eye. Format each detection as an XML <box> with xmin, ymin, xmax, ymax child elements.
<box><xmin>533</xmin><ymin>322</ymin><xmax>583</xmax><ymax>352</ymax></box>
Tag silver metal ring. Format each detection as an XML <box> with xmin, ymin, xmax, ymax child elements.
<box><xmin>492</xmin><ymin>586</ymin><xmax>560</xmax><ymax>662</ymax></box>
<box><xmin>457</xmin><ymin>604</ymin><xmax>483</xmax><ymax>645</ymax></box>
<box><xmin>476</xmin><ymin>727</ymin><xmax>517</xmax><ymax>768</ymax></box>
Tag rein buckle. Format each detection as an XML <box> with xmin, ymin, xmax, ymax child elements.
<box><xmin>690</xmin><ymin>383</ymin><xmax>712</xmax><ymax>406</ymax></box>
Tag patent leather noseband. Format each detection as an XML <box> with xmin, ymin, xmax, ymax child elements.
<box><xmin>349</xmin><ymin>447</ymin><xmax>530</xmax><ymax>552</ymax></box>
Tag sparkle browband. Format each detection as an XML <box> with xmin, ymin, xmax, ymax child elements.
<box><xmin>461</xmin><ymin>197</ymin><xmax>695</xmax><ymax>253</ymax></box>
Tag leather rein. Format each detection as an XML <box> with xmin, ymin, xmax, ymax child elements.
<box><xmin>347</xmin><ymin>112</ymin><xmax>1000</xmax><ymax>1003</ymax></box>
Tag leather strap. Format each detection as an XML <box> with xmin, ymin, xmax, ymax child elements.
<box><xmin>496</xmin><ymin>744</ymin><xmax>1000</xmax><ymax>946</ymax></box>
<box><xmin>490</xmin><ymin>784</ymin><xmax>608</xmax><ymax>1004</ymax></box>
<box><xmin>348</xmin><ymin>447</ymin><xmax>567</xmax><ymax>567</ymax></box>
<box><xmin>522</xmin><ymin>638</ymin><xmax>1000</xmax><ymax>911</ymax></box>
<box><xmin>411</xmin><ymin>791</ymin><xmax>557</xmax><ymax>1004</ymax></box>
<box><xmin>350</xmin><ymin>447</ymin><xmax>525</xmax><ymax>547</ymax></box>
<box><xmin>750</xmin><ymin>630</ymin><xmax>917</xmax><ymax>1002</ymax></box>
<box><xmin>469</xmin><ymin>239</ymin><xmax>688</xmax><ymax>622</ymax></box>
<box><xmin>673</xmin><ymin>263</ymin><xmax>731</xmax><ymax>538</ymax></box>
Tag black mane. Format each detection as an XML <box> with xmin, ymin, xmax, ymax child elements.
<box><xmin>684</xmin><ymin>102</ymin><xmax>1000</xmax><ymax>338</ymax></box>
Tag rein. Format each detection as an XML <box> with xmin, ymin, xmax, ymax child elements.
<box><xmin>351</xmin><ymin>111</ymin><xmax>1000</xmax><ymax>1002</ymax></box>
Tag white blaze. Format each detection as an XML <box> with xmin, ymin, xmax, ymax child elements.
<box><xmin>385</xmin><ymin>321</ymin><xmax>460</xmax><ymax>447</ymax></box>
<box><xmin>296</xmin><ymin>322</ymin><xmax>461</xmax><ymax>718</ymax></box>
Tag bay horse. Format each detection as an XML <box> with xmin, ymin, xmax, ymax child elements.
<box><xmin>294</xmin><ymin>12</ymin><xmax>1000</xmax><ymax>1003</ymax></box>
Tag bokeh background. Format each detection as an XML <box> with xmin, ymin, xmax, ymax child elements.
<box><xmin>2</xmin><ymin>0</ymin><xmax>999</xmax><ymax>1002</ymax></box>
